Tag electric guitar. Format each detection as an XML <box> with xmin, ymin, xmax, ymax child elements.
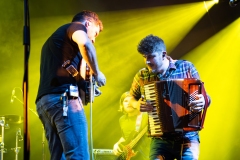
<box><xmin>79</xmin><ymin>59</ymin><xmax>101</xmax><ymax>105</ymax></box>
<box><xmin>117</xmin><ymin>125</ymin><xmax>148</xmax><ymax>160</ymax></box>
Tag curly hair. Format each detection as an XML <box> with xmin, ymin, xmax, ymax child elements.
<box><xmin>137</xmin><ymin>34</ymin><xmax>166</xmax><ymax>55</ymax></box>
<box><xmin>72</xmin><ymin>10</ymin><xmax>103</xmax><ymax>31</ymax></box>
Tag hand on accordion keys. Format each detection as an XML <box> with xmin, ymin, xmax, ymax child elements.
<box><xmin>139</xmin><ymin>95</ymin><xmax>154</xmax><ymax>112</ymax></box>
<box><xmin>188</xmin><ymin>94</ymin><xmax>205</xmax><ymax>112</ymax></box>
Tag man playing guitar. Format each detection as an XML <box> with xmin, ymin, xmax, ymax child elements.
<box><xmin>113</xmin><ymin>92</ymin><xmax>150</xmax><ymax>160</ymax></box>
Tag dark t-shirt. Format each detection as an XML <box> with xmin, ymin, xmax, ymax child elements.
<box><xmin>36</xmin><ymin>22</ymin><xmax>87</xmax><ymax>102</ymax></box>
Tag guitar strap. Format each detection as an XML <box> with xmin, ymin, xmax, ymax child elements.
<box><xmin>61</xmin><ymin>52</ymin><xmax>83</xmax><ymax>79</ymax></box>
<box><xmin>135</xmin><ymin>113</ymin><xmax>143</xmax><ymax>132</ymax></box>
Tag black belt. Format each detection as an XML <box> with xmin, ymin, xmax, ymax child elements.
<box><xmin>152</xmin><ymin>132</ymin><xmax>184</xmax><ymax>141</ymax></box>
<box><xmin>163</xmin><ymin>132</ymin><xmax>183</xmax><ymax>137</ymax></box>
<box><xmin>68</xmin><ymin>96</ymin><xmax>78</xmax><ymax>100</ymax></box>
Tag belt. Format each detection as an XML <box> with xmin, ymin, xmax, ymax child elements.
<box><xmin>151</xmin><ymin>132</ymin><xmax>183</xmax><ymax>140</ymax></box>
<box><xmin>68</xmin><ymin>96</ymin><xmax>78</xmax><ymax>100</ymax></box>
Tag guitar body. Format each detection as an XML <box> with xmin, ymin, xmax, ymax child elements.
<box><xmin>79</xmin><ymin>58</ymin><xmax>102</xmax><ymax>105</ymax></box>
<box><xmin>79</xmin><ymin>59</ymin><xmax>92</xmax><ymax>106</ymax></box>
<box><xmin>117</xmin><ymin>126</ymin><xmax>148</xmax><ymax>160</ymax></box>
<box><xmin>79</xmin><ymin>81</ymin><xmax>90</xmax><ymax>106</ymax></box>
<box><xmin>117</xmin><ymin>131</ymin><xmax>138</xmax><ymax>160</ymax></box>
<box><xmin>118</xmin><ymin>145</ymin><xmax>137</xmax><ymax>160</ymax></box>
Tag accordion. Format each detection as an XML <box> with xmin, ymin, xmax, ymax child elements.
<box><xmin>144</xmin><ymin>78</ymin><xmax>208</xmax><ymax>137</ymax></box>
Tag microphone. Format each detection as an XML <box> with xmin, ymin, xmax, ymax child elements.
<box><xmin>229</xmin><ymin>0</ymin><xmax>239</xmax><ymax>7</ymax></box>
<box><xmin>10</xmin><ymin>89</ymin><xmax>15</xmax><ymax>103</ymax></box>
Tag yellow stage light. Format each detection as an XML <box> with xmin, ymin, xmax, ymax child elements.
<box><xmin>182</xmin><ymin>18</ymin><xmax>240</xmax><ymax>160</ymax></box>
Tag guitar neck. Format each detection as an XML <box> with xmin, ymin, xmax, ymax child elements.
<box><xmin>128</xmin><ymin>125</ymin><xmax>148</xmax><ymax>149</ymax></box>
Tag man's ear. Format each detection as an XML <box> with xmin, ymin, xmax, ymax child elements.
<box><xmin>84</xmin><ymin>20</ymin><xmax>90</xmax><ymax>28</ymax></box>
<box><xmin>162</xmin><ymin>51</ymin><xmax>167</xmax><ymax>57</ymax></box>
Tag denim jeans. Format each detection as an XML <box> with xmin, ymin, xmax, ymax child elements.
<box><xmin>149</xmin><ymin>132</ymin><xmax>200</xmax><ymax>160</ymax></box>
<box><xmin>36</xmin><ymin>94</ymin><xmax>89</xmax><ymax>160</ymax></box>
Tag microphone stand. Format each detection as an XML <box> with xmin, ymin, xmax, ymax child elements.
<box><xmin>89</xmin><ymin>75</ymin><xmax>94</xmax><ymax>160</ymax></box>
<box><xmin>11</xmin><ymin>128</ymin><xmax>23</xmax><ymax>160</ymax></box>
<box><xmin>11</xmin><ymin>89</ymin><xmax>46</xmax><ymax>160</ymax></box>
<box><xmin>23</xmin><ymin>0</ymin><xmax>30</xmax><ymax>159</ymax></box>
<box><xmin>0</xmin><ymin>117</ymin><xmax>6</xmax><ymax>160</ymax></box>
<box><xmin>88</xmin><ymin>78</ymin><xmax>101</xmax><ymax>160</ymax></box>
<box><xmin>42</xmin><ymin>126</ymin><xmax>46</xmax><ymax>160</ymax></box>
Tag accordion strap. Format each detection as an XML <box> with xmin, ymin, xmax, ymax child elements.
<box><xmin>135</xmin><ymin>113</ymin><xmax>143</xmax><ymax>132</ymax></box>
<box><xmin>199</xmin><ymin>82</ymin><xmax>209</xmax><ymax>129</ymax></box>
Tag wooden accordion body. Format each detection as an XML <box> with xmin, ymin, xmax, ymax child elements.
<box><xmin>144</xmin><ymin>78</ymin><xmax>208</xmax><ymax>137</ymax></box>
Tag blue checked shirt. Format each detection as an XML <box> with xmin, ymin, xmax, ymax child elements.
<box><xmin>129</xmin><ymin>58</ymin><xmax>210</xmax><ymax>137</ymax></box>
<box><xmin>130</xmin><ymin>59</ymin><xmax>200</xmax><ymax>100</ymax></box>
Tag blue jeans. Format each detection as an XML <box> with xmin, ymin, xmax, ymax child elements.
<box><xmin>149</xmin><ymin>132</ymin><xmax>200</xmax><ymax>160</ymax></box>
<box><xmin>36</xmin><ymin>94</ymin><xmax>89</xmax><ymax>160</ymax></box>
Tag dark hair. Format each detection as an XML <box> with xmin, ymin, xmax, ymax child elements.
<box><xmin>118</xmin><ymin>91</ymin><xmax>130</xmax><ymax>113</ymax></box>
<box><xmin>137</xmin><ymin>34</ymin><xmax>166</xmax><ymax>55</ymax></box>
<box><xmin>72</xmin><ymin>10</ymin><xmax>103</xmax><ymax>31</ymax></box>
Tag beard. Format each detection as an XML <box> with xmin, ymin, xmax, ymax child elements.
<box><xmin>147</xmin><ymin>65</ymin><xmax>157</xmax><ymax>73</ymax></box>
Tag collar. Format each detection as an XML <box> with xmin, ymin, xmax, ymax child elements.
<box><xmin>158</xmin><ymin>57</ymin><xmax>177</xmax><ymax>79</ymax></box>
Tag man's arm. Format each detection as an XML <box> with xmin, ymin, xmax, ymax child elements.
<box><xmin>72</xmin><ymin>30</ymin><xmax>106</xmax><ymax>86</ymax></box>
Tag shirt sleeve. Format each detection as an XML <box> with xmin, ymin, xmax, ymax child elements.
<box><xmin>67</xmin><ymin>23</ymin><xmax>87</xmax><ymax>40</ymax></box>
<box><xmin>186</xmin><ymin>61</ymin><xmax>211</xmax><ymax>107</ymax></box>
<box><xmin>129</xmin><ymin>71</ymin><xmax>142</xmax><ymax>100</ymax></box>
<box><xmin>189</xmin><ymin>63</ymin><xmax>200</xmax><ymax>79</ymax></box>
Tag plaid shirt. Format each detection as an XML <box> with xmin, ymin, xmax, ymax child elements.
<box><xmin>130</xmin><ymin>58</ymin><xmax>210</xmax><ymax>138</ymax></box>
<box><xmin>130</xmin><ymin>59</ymin><xmax>200</xmax><ymax>100</ymax></box>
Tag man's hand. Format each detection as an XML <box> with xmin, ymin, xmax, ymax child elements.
<box><xmin>113</xmin><ymin>142</ymin><xmax>122</xmax><ymax>156</ymax></box>
<box><xmin>139</xmin><ymin>96</ymin><xmax>153</xmax><ymax>112</ymax></box>
<box><xmin>94</xmin><ymin>71</ymin><xmax>106</xmax><ymax>87</ymax></box>
<box><xmin>189</xmin><ymin>94</ymin><xmax>205</xmax><ymax>112</ymax></box>
<box><xmin>129</xmin><ymin>95</ymin><xmax>153</xmax><ymax>112</ymax></box>
<box><xmin>140</xmin><ymin>100</ymin><xmax>153</xmax><ymax>112</ymax></box>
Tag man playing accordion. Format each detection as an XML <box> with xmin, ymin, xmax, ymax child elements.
<box><xmin>129</xmin><ymin>34</ymin><xmax>211</xmax><ymax>160</ymax></box>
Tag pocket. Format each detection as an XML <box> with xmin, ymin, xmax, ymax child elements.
<box><xmin>40</xmin><ymin>94</ymin><xmax>63</xmax><ymax>111</ymax></box>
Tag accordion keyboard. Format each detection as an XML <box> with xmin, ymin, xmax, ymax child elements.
<box><xmin>144</xmin><ymin>83</ymin><xmax>163</xmax><ymax>136</ymax></box>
